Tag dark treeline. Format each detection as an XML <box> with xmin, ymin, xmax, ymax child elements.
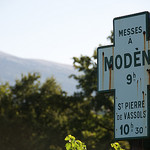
<box><xmin>0</xmin><ymin>32</ymin><xmax>129</xmax><ymax>150</ymax></box>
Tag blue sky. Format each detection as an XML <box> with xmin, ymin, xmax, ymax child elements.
<box><xmin>0</xmin><ymin>0</ymin><xmax>150</xmax><ymax>65</ymax></box>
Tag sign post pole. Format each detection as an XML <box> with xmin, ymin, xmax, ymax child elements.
<box><xmin>130</xmin><ymin>139</ymin><xmax>143</xmax><ymax>150</ymax></box>
<box><xmin>97</xmin><ymin>11</ymin><xmax>150</xmax><ymax>145</ymax></box>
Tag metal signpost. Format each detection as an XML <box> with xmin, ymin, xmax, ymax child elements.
<box><xmin>97</xmin><ymin>11</ymin><xmax>150</xmax><ymax>140</ymax></box>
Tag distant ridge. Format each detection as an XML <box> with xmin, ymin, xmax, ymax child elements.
<box><xmin>0</xmin><ymin>51</ymin><xmax>79</xmax><ymax>95</ymax></box>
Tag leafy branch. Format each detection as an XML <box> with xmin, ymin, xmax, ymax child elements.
<box><xmin>111</xmin><ymin>142</ymin><xmax>125</xmax><ymax>150</ymax></box>
<box><xmin>65</xmin><ymin>135</ymin><xmax>87</xmax><ymax>150</ymax></box>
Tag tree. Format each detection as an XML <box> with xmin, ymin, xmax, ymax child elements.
<box><xmin>70</xmin><ymin>53</ymin><xmax>97</xmax><ymax>98</ymax></box>
<box><xmin>0</xmin><ymin>73</ymin><xmax>66</xmax><ymax>150</ymax></box>
<box><xmin>69</xmin><ymin>31</ymin><xmax>130</xmax><ymax>150</ymax></box>
<box><xmin>0</xmin><ymin>31</ymin><xmax>130</xmax><ymax>150</ymax></box>
<box><xmin>107</xmin><ymin>30</ymin><xmax>114</xmax><ymax>43</ymax></box>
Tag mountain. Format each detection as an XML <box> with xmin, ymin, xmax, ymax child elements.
<box><xmin>0</xmin><ymin>51</ymin><xmax>79</xmax><ymax>95</ymax></box>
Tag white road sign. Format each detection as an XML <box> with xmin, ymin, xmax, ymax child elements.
<box><xmin>97</xmin><ymin>11</ymin><xmax>150</xmax><ymax>140</ymax></box>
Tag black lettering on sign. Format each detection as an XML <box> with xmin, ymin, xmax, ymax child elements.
<box><xmin>131</xmin><ymin>27</ymin><xmax>134</xmax><ymax>34</ymax></box>
<box><xmin>124</xmin><ymin>29</ymin><xmax>127</xmax><ymax>36</ymax></box>
<box><xmin>126</xmin><ymin>74</ymin><xmax>132</xmax><ymax>84</ymax></box>
<box><xmin>124</xmin><ymin>110</ymin><xmax>146</xmax><ymax>120</ymax></box>
<box><xmin>118</xmin><ymin>103</ymin><xmax>123</xmax><ymax>110</ymax></box>
<box><xmin>142</xmin><ymin>50</ymin><xmax>150</xmax><ymax>65</ymax></box>
<box><xmin>124</xmin><ymin>53</ymin><xmax>132</xmax><ymax>68</ymax></box>
<box><xmin>120</xmin><ymin>124</ymin><xmax>129</xmax><ymax>135</ymax></box>
<box><xmin>124</xmin><ymin>100</ymin><xmax>145</xmax><ymax>109</ymax></box>
<box><xmin>128</xmin><ymin>37</ymin><xmax>132</xmax><ymax>44</ymax></box>
<box><xmin>127</xmin><ymin>28</ymin><xmax>130</xmax><ymax>35</ymax></box>
<box><xmin>134</xmin><ymin>51</ymin><xmax>141</xmax><ymax>67</ymax></box>
<box><xmin>118</xmin><ymin>26</ymin><xmax>143</xmax><ymax>37</ymax></box>
<box><xmin>135</xmin><ymin>27</ymin><xmax>138</xmax><ymax>34</ymax></box>
<box><xmin>104</xmin><ymin>56</ymin><xmax>113</xmax><ymax>71</ymax></box>
<box><xmin>104</xmin><ymin>50</ymin><xmax>150</xmax><ymax>71</ymax></box>
<box><xmin>115</xmin><ymin>55</ymin><xmax>122</xmax><ymax>69</ymax></box>
<box><xmin>119</xmin><ymin>30</ymin><xmax>123</xmax><ymax>37</ymax></box>
<box><xmin>139</xmin><ymin>26</ymin><xmax>142</xmax><ymax>33</ymax></box>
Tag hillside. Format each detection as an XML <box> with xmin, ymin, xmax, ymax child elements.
<box><xmin>0</xmin><ymin>51</ymin><xmax>79</xmax><ymax>95</ymax></box>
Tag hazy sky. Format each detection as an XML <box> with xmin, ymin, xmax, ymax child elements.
<box><xmin>0</xmin><ymin>0</ymin><xmax>150</xmax><ymax>65</ymax></box>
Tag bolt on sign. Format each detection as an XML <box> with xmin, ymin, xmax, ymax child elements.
<box><xmin>97</xmin><ymin>11</ymin><xmax>150</xmax><ymax>140</ymax></box>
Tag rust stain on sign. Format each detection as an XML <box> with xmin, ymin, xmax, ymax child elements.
<box><xmin>109</xmin><ymin>65</ymin><xmax>112</xmax><ymax>90</ymax></box>
<box><xmin>142</xmin><ymin>91</ymin><xmax>145</xmax><ymax>101</ymax></box>
<box><xmin>146</xmin><ymin>69</ymin><xmax>150</xmax><ymax>85</ymax></box>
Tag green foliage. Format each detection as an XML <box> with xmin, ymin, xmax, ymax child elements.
<box><xmin>107</xmin><ymin>30</ymin><xmax>114</xmax><ymax>44</ymax></box>
<box><xmin>69</xmin><ymin>31</ymin><xmax>130</xmax><ymax>150</ymax></box>
<box><xmin>0</xmin><ymin>71</ymin><xmax>115</xmax><ymax>150</ymax></box>
<box><xmin>0</xmin><ymin>31</ymin><xmax>130</xmax><ymax>150</ymax></box>
<box><xmin>64</xmin><ymin>135</ymin><xmax>126</xmax><ymax>150</ymax></box>
<box><xmin>65</xmin><ymin>135</ymin><xmax>87</xmax><ymax>150</ymax></box>
<box><xmin>70</xmin><ymin>52</ymin><xmax>97</xmax><ymax>97</ymax></box>
<box><xmin>111</xmin><ymin>142</ymin><xmax>125</xmax><ymax>150</ymax></box>
<box><xmin>0</xmin><ymin>73</ymin><xmax>65</xmax><ymax>150</ymax></box>
<box><xmin>69</xmin><ymin>50</ymin><xmax>114</xmax><ymax>150</ymax></box>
